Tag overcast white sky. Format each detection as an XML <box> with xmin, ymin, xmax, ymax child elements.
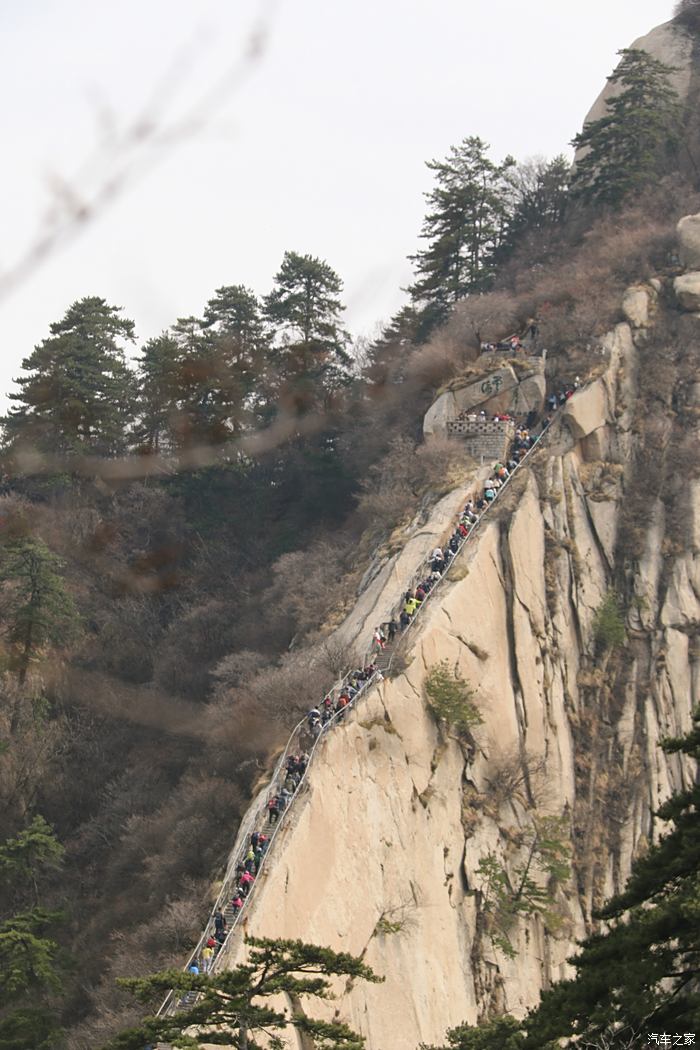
<box><xmin>0</xmin><ymin>0</ymin><xmax>677</xmax><ymax>400</ymax></box>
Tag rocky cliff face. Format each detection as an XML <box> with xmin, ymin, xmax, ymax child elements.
<box><xmin>219</xmin><ymin>279</ymin><xmax>698</xmax><ymax>1047</ymax></box>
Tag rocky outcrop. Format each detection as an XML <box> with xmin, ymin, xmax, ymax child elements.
<box><xmin>622</xmin><ymin>284</ymin><xmax>656</xmax><ymax>329</ymax></box>
<box><xmin>423</xmin><ymin>363</ymin><xmax>545</xmax><ymax>439</ymax></box>
<box><xmin>221</xmin><ymin>301</ymin><xmax>698</xmax><ymax>1046</ymax></box>
<box><xmin>678</xmin><ymin>212</ymin><xmax>700</xmax><ymax>270</ymax></box>
<box><xmin>424</xmin><ymin>368</ymin><xmax>518</xmax><ymax>438</ymax></box>
<box><xmin>560</xmin><ymin>377</ymin><xmax>611</xmax><ymax>442</ymax></box>
<box><xmin>674</xmin><ymin>271</ymin><xmax>700</xmax><ymax>311</ymax></box>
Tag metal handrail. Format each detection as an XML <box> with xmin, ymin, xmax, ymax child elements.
<box><xmin>156</xmin><ymin>668</ymin><xmax>381</xmax><ymax>1012</ymax></box>
<box><xmin>372</xmin><ymin>426</ymin><xmax>547</xmax><ymax>670</ymax></box>
<box><xmin>156</xmin><ymin>416</ymin><xmax>552</xmax><ymax>1016</ymax></box>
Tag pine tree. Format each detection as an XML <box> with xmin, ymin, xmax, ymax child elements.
<box><xmin>0</xmin><ymin>537</ymin><xmax>80</xmax><ymax>696</ymax></box>
<box><xmin>593</xmin><ymin>590</ymin><xmax>626</xmax><ymax>653</ymax></box>
<box><xmin>408</xmin><ymin>137</ymin><xmax>515</xmax><ymax>339</ymax></box>
<box><xmin>499</xmin><ymin>155</ymin><xmax>571</xmax><ymax>259</ymax></box>
<box><xmin>103</xmin><ymin>935</ymin><xmax>382</xmax><ymax>1049</ymax></box>
<box><xmin>131</xmin><ymin>333</ymin><xmax>182</xmax><ymax>454</ymax></box>
<box><xmin>2</xmin><ymin>297</ymin><xmax>137</xmax><ymax>457</ymax></box>
<box><xmin>169</xmin><ymin>305</ymin><xmax>267</xmax><ymax>448</ymax></box>
<box><xmin>264</xmin><ymin>251</ymin><xmax>351</xmax><ymax>413</ymax></box>
<box><xmin>203</xmin><ymin>284</ymin><xmax>268</xmax><ymax>362</ymax></box>
<box><xmin>476</xmin><ymin>817</ymin><xmax>571</xmax><ymax>959</ymax></box>
<box><xmin>167</xmin><ymin>315</ymin><xmax>217</xmax><ymax>448</ymax></box>
<box><xmin>424</xmin><ymin>660</ymin><xmax>482</xmax><ymax>737</ymax></box>
<box><xmin>0</xmin><ymin>817</ymin><xmax>65</xmax><ymax>1050</ymax></box>
<box><xmin>202</xmin><ymin>284</ymin><xmax>271</xmax><ymax>429</ymax></box>
<box><xmin>363</xmin><ymin>305</ymin><xmax>423</xmax><ymax>386</ymax></box>
<box><xmin>133</xmin><ymin>287</ymin><xmax>271</xmax><ymax>453</ymax></box>
<box><xmin>571</xmin><ymin>49</ymin><xmax>682</xmax><ymax>208</ymax></box>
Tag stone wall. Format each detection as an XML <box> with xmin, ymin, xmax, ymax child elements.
<box><xmin>446</xmin><ymin>419</ymin><xmax>514</xmax><ymax>462</ymax></box>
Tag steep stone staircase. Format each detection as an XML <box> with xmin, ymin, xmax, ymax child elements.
<box><xmin>148</xmin><ymin>414</ymin><xmax>554</xmax><ymax>1040</ymax></box>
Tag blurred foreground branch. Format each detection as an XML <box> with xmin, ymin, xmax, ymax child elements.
<box><xmin>0</xmin><ymin>0</ymin><xmax>282</xmax><ymax>304</ymax></box>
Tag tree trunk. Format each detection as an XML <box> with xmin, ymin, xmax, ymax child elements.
<box><xmin>17</xmin><ymin>618</ymin><xmax>34</xmax><ymax>687</ymax></box>
<box><xmin>288</xmin><ymin>993</ymin><xmax>316</xmax><ymax>1050</ymax></box>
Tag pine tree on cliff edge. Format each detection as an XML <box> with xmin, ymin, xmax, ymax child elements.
<box><xmin>571</xmin><ymin>48</ymin><xmax>682</xmax><ymax>208</ymax></box>
<box><xmin>407</xmin><ymin>136</ymin><xmax>515</xmax><ymax>340</ymax></box>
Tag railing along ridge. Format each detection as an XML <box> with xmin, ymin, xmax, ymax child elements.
<box><xmin>156</xmin><ymin>417</ymin><xmax>551</xmax><ymax>1016</ymax></box>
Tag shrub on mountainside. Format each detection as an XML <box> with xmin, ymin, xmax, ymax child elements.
<box><xmin>476</xmin><ymin>816</ymin><xmax>571</xmax><ymax>959</ymax></box>
<box><xmin>425</xmin><ymin>661</ymin><xmax>482</xmax><ymax>737</ymax></box>
<box><xmin>593</xmin><ymin>591</ymin><xmax>626</xmax><ymax>653</ymax></box>
<box><xmin>358</xmin><ymin>436</ymin><xmax>473</xmax><ymax>535</ymax></box>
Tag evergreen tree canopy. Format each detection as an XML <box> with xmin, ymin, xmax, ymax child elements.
<box><xmin>135</xmin><ymin>312</ymin><xmax>253</xmax><ymax>451</ymax></box>
<box><xmin>132</xmin><ymin>332</ymin><xmax>182</xmax><ymax>454</ymax></box>
<box><xmin>2</xmin><ymin>297</ymin><xmax>136</xmax><ymax>457</ymax></box>
<box><xmin>674</xmin><ymin>0</ymin><xmax>700</xmax><ymax>33</ymax></box>
<box><xmin>203</xmin><ymin>283</ymin><xmax>268</xmax><ymax>354</ymax></box>
<box><xmin>202</xmin><ymin>284</ymin><xmax>271</xmax><ymax>429</ymax></box>
<box><xmin>0</xmin><ymin>815</ymin><xmax>64</xmax><ymax>898</ymax></box>
<box><xmin>0</xmin><ymin>536</ymin><xmax>81</xmax><ymax>689</ymax></box>
<box><xmin>421</xmin><ymin>1015</ymin><xmax>533</xmax><ymax>1050</ymax></box>
<box><xmin>264</xmin><ymin>251</ymin><xmax>351</xmax><ymax>412</ymax></box>
<box><xmin>363</xmin><ymin>304</ymin><xmax>423</xmax><ymax>386</ymax></box>
<box><xmin>408</xmin><ymin>137</ymin><xmax>515</xmax><ymax>338</ymax></box>
<box><xmin>133</xmin><ymin>287</ymin><xmax>270</xmax><ymax>452</ymax></box>
<box><xmin>103</xmin><ymin>935</ymin><xmax>382</xmax><ymax>1049</ymax></box>
<box><xmin>499</xmin><ymin>155</ymin><xmax>571</xmax><ymax>259</ymax></box>
<box><xmin>170</xmin><ymin>312</ymin><xmax>235</xmax><ymax>449</ymax></box>
<box><xmin>0</xmin><ymin>818</ymin><xmax>65</xmax><ymax>1050</ymax></box>
<box><xmin>571</xmin><ymin>48</ymin><xmax>682</xmax><ymax>208</ymax></box>
<box><xmin>424</xmin><ymin>660</ymin><xmax>482</xmax><ymax>737</ymax></box>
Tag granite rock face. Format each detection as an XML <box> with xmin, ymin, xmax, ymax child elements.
<box><xmin>622</xmin><ymin>284</ymin><xmax>656</xmax><ymax>329</ymax></box>
<box><xmin>221</xmin><ymin>317</ymin><xmax>697</xmax><ymax>1049</ymax></box>
<box><xmin>674</xmin><ymin>272</ymin><xmax>700</xmax><ymax>312</ymax></box>
<box><xmin>678</xmin><ymin>212</ymin><xmax>700</xmax><ymax>271</ymax></box>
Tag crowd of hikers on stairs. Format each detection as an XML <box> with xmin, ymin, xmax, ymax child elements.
<box><xmin>159</xmin><ymin>386</ymin><xmax>578</xmax><ymax>1014</ymax></box>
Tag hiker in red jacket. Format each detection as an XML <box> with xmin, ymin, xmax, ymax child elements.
<box><xmin>267</xmin><ymin>796</ymin><xmax>280</xmax><ymax>824</ymax></box>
